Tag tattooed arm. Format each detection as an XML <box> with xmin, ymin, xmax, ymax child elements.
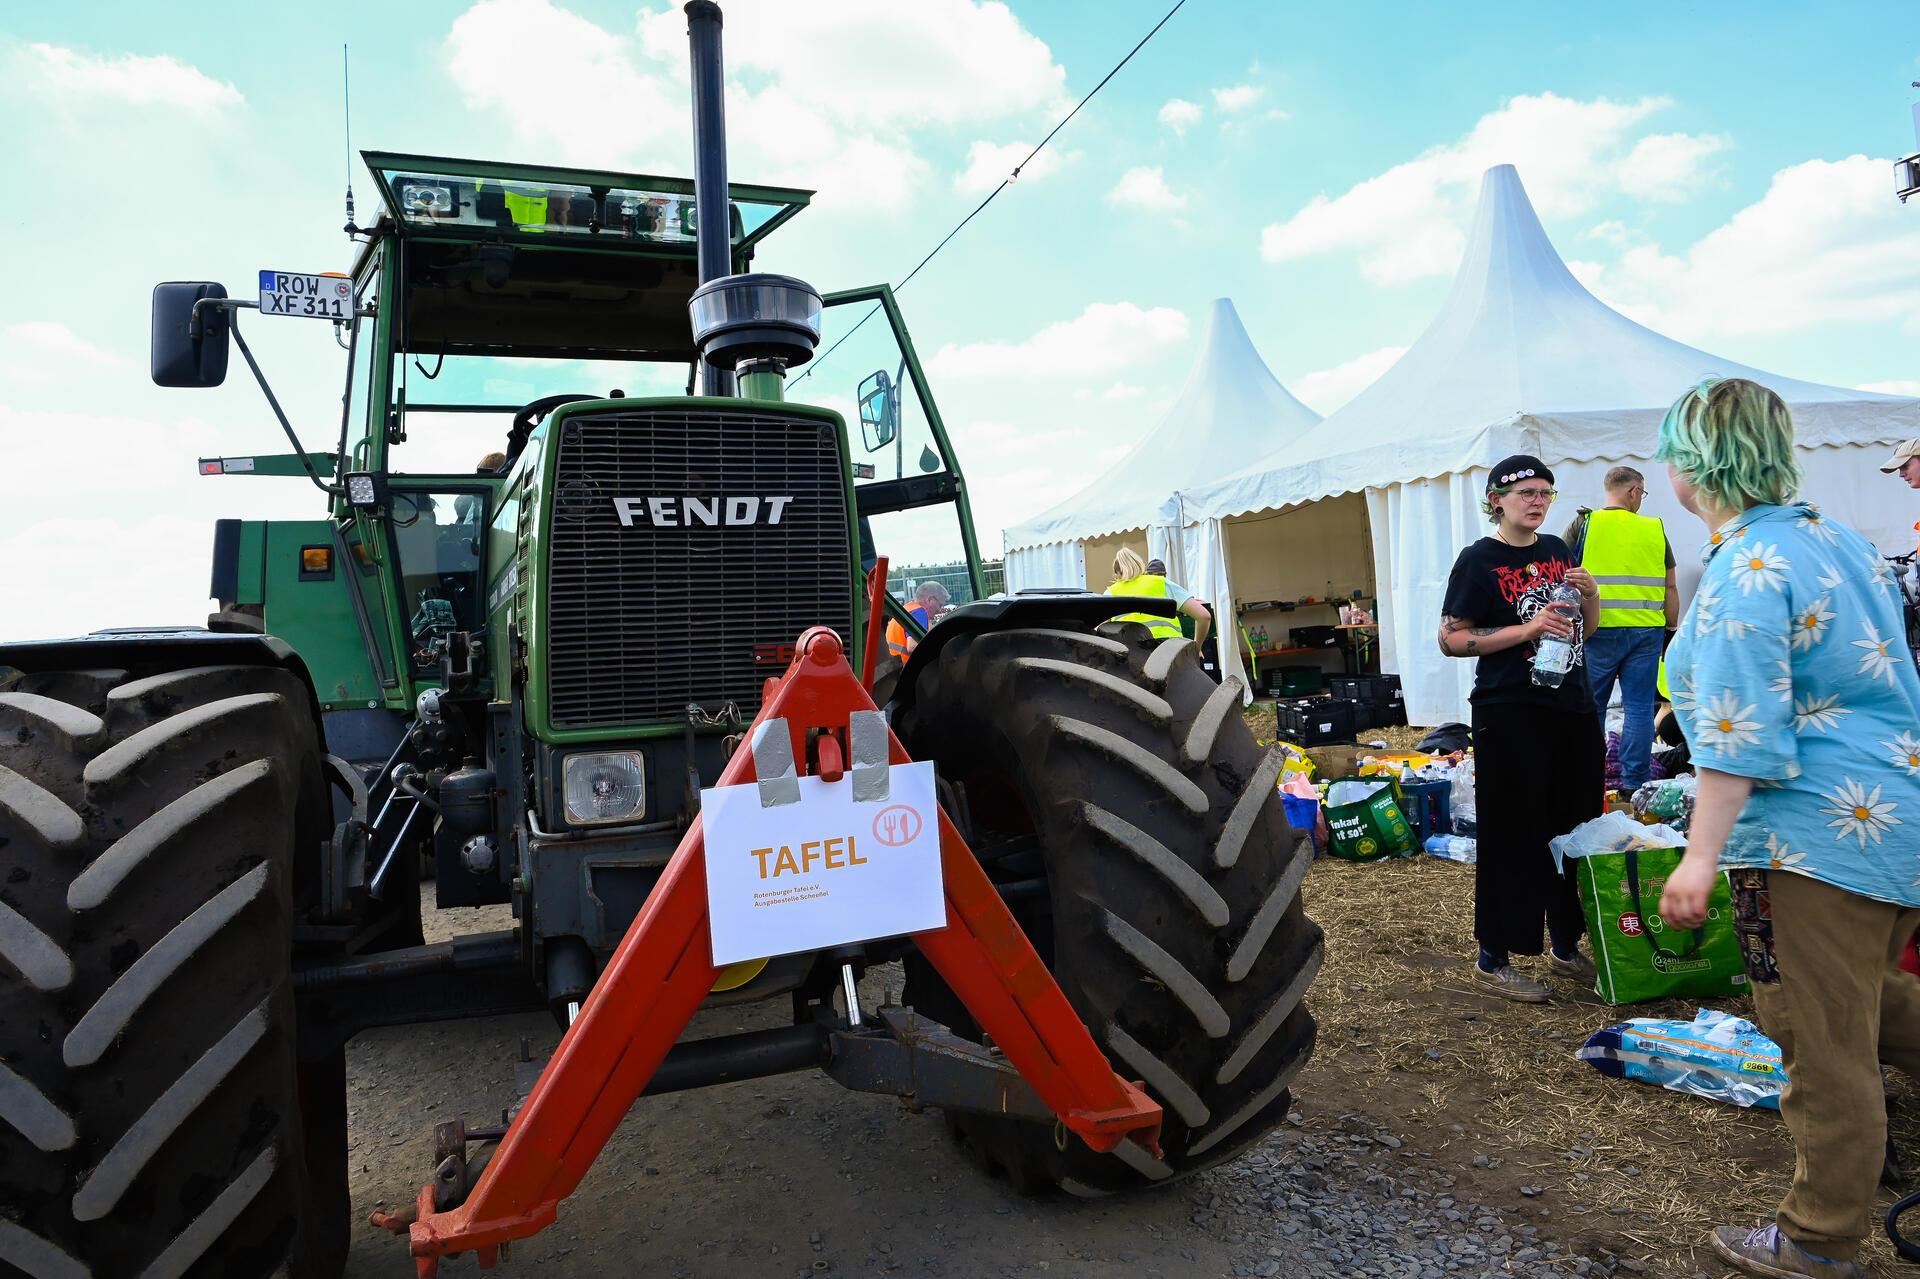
<box><xmin>1437</xmin><ymin>613</ymin><xmax>1550</xmax><ymax>659</ymax></box>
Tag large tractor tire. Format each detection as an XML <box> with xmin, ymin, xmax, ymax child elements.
<box><xmin>0</xmin><ymin>663</ymin><xmax>346</xmax><ymax>1278</ymax></box>
<box><xmin>894</xmin><ymin>624</ymin><xmax>1322</xmax><ymax>1195</ymax></box>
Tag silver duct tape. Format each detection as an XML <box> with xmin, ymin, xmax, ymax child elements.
<box><xmin>751</xmin><ymin>719</ymin><xmax>801</xmax><ymax>808</ymax></box>
<box><xmin>849</xmin><ymin>710</ymin><xmax>890</xmax><ymax>803</ymax></box>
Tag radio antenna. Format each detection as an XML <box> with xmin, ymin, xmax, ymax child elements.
<box><xmin>341</xmin><ymin>44</ymin><xmax>357</xmax><ymax>236</ymax></box>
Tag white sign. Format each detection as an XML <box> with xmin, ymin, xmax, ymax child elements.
<box><xmin>702</xmin><ymin>761</ymin><xmax>946</xmax><ymax>965</ymax></box>
<box><xmin>257</xmin><ymin>270</ymin><xmax>352</xmax><ymax>320</ymax></box>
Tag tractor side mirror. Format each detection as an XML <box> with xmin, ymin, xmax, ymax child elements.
<box><xmin>857</xmin><ymin>368</ymin><xmax>896</xmax><ymax>453</ymax></box>
<box><xmin>151</xmin><ymin>281</ymin><xmax>231</xmax><ymax>388</ymax></box>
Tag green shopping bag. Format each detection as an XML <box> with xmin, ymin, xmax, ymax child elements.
<box><xmin>1324</xmin><ymin>778</ymin><xmax>1418</xmax><ymax>862</ymax></box>
<box><xmin>1573</xmin><ymin>845</ymin><xmax>1748</xmax><ymax>1005</ymax></box>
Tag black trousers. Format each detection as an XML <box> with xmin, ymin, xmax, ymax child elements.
<box><xmin>1471</xmin><ymin>701</ymin><xmax>1603</xmax><ymax>957</ymax></box>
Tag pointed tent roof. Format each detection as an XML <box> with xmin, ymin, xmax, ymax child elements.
<box><xmin>1178</xmin><ymin>164</ymin><xmax>1920</xmax><ymax>523</ymax></box>
<box><xmin>1004</xmin><ymin>298</ymin><xmax>1321</xmax><ymax>550</ymax></box>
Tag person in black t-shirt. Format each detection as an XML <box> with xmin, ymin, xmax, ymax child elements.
<box><xmin>1439</xmin><ymin>454</ymin><xmax>1604</xmax><ymax>1003</ymax></box>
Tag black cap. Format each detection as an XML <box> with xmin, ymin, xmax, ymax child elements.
<box><xmin>1488</xmin><ymin>454</ymin><xmax>1553</xmax><ymax>490</ymax></box>
<box><xmin>1146</xmin><ymin>558</ymin><xmax>1167</xmax><ymax>575</ymax></box>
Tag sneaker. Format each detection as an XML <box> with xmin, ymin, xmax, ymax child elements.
<box><xmin>1549</xmin><ymin>949</ymin><xmax>1597</xmax><ymax>982</ymax></box>
<box><xmin>1469</xmin><ymin>962</ymin><xmax>1549</xmax><ymax>1003</ymax></box>
<box><xmin>1709</xmin><ymin>1223</ymin><xmax>1862</xmax><ymax>1279</ymax></box>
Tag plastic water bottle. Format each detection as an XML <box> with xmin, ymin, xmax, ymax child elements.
<box><xmin>1530</xmin><ymin>583</ymin><xmax>1583</xmax><ymax>688</ymax></box>
<box><xmin>1424</xmin><ymin>834</ymin><xmax>1477</xmax><ymax>863</ymax></box>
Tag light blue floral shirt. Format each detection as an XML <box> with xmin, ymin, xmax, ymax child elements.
<box><xmin>1666</xmin><ymin>502</ymin><xmax>1920</xmax><ymax>906</ymax></box>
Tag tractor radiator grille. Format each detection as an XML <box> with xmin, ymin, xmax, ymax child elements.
<box><xmin>544</xmin><ymin>408</ymin><xmax>853</xmax><ymax>730</ymax></box>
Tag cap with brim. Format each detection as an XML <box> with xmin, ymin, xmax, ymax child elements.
<box><xmin>1882</xmin><ymin>438</ymin><xmax>1920</xmax><ymax>473</ymax></box>
<box><xmin>1487</xmin><ymin>454</ymin><xmax>1554</xmax><ymax>490</ymax></box>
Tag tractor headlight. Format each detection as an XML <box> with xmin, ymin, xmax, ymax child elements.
<box><xmin>563</xmin><ymin>751</ymin><xmax>647</xmax><ymax>825</ymax></box>
<box><xmin>399</xmin><ymin>182</ymin><xmax>455</xmax><ymax>216</ymax></box>
<box><xmin>344</xmin><ymin>470</ymin><xmax>386</xmax><ymax>510</ymax></box>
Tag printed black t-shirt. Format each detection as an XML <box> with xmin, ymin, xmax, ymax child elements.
<box><xmin>1441</xmin><ymin>534</ymin><xmax>1593</xmax><ymax>711</ymax></box>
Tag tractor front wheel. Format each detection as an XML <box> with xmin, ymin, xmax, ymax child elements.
<box><xmin>0</xmin><ymin>663</ymin><xmax>345</xmax><ymax>1277</ymax></box>
<box><xmin>894</xmin><ymin>623</ymin><xmax>1322</xmax><ymax>1194</ymax></box>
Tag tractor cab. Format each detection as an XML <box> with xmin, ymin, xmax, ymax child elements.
<box><xmin>178</xmin><ymin>152</ymin><xmax>983</xmax><ymax>722</ymax></box>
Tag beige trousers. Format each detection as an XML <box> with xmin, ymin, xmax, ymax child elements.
<box><xmin>1746</xmin><ymin>870</ymin><xmax>1920</xmax><ymax>1259</ymax></box>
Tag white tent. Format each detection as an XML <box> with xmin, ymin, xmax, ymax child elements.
<box><xmin>1170</xmin><ymin>163</ymin><xmax>1920</xmax><ymax>724</ymax></box>
<box><xmin>1003</xmin><ymin>297</ymin><xmax>1320</xmax><ymax>592</ymax></box>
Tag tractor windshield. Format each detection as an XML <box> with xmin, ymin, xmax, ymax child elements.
<box><xmin>384</xmin><ymin>353</ymin><xmax>690</xmax><ymax>475</ymax></box>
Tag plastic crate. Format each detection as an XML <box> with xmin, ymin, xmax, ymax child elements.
<box><xmin>1290</xmin><ymin>624</ymin><xmax>1340</xmax><ymax>649</ymax></box>
<box><xmin>1397</xmin><ymin>779</ymin><xmax>1453</xmax><ymax>841</ymax></box>
<box><xmin>1327</xmin><ymin>675</ymin><xmax>1369</xmax><ymax>703</ymax></box>
<box><xmin>1263</xmin><ymin>665</ymin><xmax>1324</xmax><ymax>698</ymax></box>
<box><xmin>1278</xmin><ymin>697</ymin><xmax>1357</xmax><ymax>746</ymax></box>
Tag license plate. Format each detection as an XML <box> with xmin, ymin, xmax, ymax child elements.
<box><xmin>257</xmin><ymin>270</ymin><xmax>352</xmax><ymax>320</ymax></box>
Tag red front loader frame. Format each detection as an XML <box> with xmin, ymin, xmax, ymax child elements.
<box><xmin>397</xmin><ymin>619</ymin><xmax>1162</xmax><ymax>1274</ymax></box>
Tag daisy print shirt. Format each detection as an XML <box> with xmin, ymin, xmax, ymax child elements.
<box><xmin>1666</xmin><ymin>502</ymin><xmax>1920</xmax><ymax>905</ymax></box>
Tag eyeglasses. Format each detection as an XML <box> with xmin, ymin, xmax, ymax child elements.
<box><xmin>1510</xmin><ymin>487</ymin><xmax>1558</xmax><ymax>504</ymax></box>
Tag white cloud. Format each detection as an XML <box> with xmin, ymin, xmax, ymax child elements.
<box><xmin>0</xmin><ymin>516</ymin><xmax>213</xmax><ymax>641</ymax></box>
<box><xmin>928</xmin><ymin>302</ymin><xmax>1190</xmax><ymax>380</ymax></box>
<box><xmin>1212</xmin><ymin>84</ymin><xmax>1264</xmax><ymax>113</ymax></box>
<box><xmin>446</xmin><ymin>0</ymin><xmax>1068</xmax><ymax>212</ymax></box>
<box><xmin>1102</xmin><ymin>381</ymin><xmax>1145</xmax><ymax>401</ymax></box>
<box><xmin>16</xmin><ymin>43</ymin><xmax>242</xmax><ymax>115</ymax></box>
<box><xmin>1258</xmin><ymin>93</ymin><xmax>1724</xmax><ymax>285</ymax></box>
<box><xmin>0</xmin><ymin>322</ymin><xmax>122</xmax><ymax>384</ymax></box>
<box><xmin>445</xmin><ymin>0</ymin><xmax>679</xmax><ymax>164</ymax></box>
<box><xmin>1159</xmin><ymin>98</ymin><xmax>1202</xmax><ymax>134</ymax></box>
<box><xmin>953</xmin><ymin>139</ymin><xmax>1063</xmax><ymax>195</ymax></box>
<box><xmin>1862</xmin><ymin>380</ymin><xmax>1920</xmax><ymax>396</ymax></box>
<box><xmin>1587</xmin><ymin>155</ymin><xmax>1920</xmax><ymax>339</ymax></box>
<box><xmin>1108</xmin><ymin>165</ymin><xmax>1187</xmax><ymax>213</ymax></box>
<box><xmin>1586</xmin><ymin>218</ymin><xmax>1633</xmax><ymax>246</ymax></box>
<box><xmin>1617</xmin><ymin>131</ymin><xmax>1731</xmax><ymax>200</ymax></box>
<box><xmin>1292</xmin><ymin>345</ymin><xmax>1407</xmax><ymax>415</ymax></box>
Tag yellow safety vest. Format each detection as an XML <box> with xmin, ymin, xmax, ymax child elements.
<box><xmin>1582</xmin><ymin>508</ymin><xmax>1667</xmax><ymax>629</ymax></box>
<box><xmin>1107</xmin><ymin>574</ymin><xmax>1182</xmax><ymax>640</ymax></box>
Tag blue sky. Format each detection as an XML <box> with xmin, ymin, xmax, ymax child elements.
<box><xmin>3</xmin><ymin>1</ymin><xmax>1917</xmax><ymax>637</ymax></box>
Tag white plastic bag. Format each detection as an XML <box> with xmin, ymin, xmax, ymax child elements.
<box><xmin>1449</xmin><ymin>755</ymin><xmax>1476</xmax><ymax>831</ymax></box>
<box><xmin>1547</xmin><ymin>810</ymin><xmax>1687</xmax><ymax>872</ymax></box>
<box><xmin>1326</xmin><ymin>778</ymin><xmax>1391</xmax><ymax>807</ymax></box>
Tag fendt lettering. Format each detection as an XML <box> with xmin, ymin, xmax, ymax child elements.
<box><xmin>612</xmin><ymin>494</ymin><xmax>795</xmax><ymax>527</ymax></box>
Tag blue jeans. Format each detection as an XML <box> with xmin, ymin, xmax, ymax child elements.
<box><xmin>1585</xmin><ymin>626</ymin><xmax>1663</xmax><ymax>791</ymax></box>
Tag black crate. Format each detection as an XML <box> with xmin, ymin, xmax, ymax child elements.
<box><xmin>1327</xmin><ymin>674</ymin><xmax>1369</xmax><ymax>703</ymax></box>
<box><xmin>1278</xmin><ymin>696</ymin><xmax>1358</xmax><ymax>746</ymax></box>
<box><xmin>1262</xmin><ymin>665</ymin><xmax>1324</xmax><ymax>698</ymax></box>
<box><xmin>1290</xmin><ymin>624</ymin><xmax>1340</xmax><ymax>649</ymax></box>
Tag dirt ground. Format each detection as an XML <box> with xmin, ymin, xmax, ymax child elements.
<box><xmin>346</xmin><ymin>905</ymin><xmax>1254</xmax><ymax>1278</ymax></box>
<box><xmin>342</xmin><ymin>812</ymin><xmax>1920</xmax><ymax>1277</ymax></box>
<box><xmin>1296</xmin><ymin>854</ymin><xmax>1920</xmax><ymax>1277</ymax></box>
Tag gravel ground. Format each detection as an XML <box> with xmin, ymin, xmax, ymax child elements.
<box><xmin>343</xmin><ymin>908</ymin><xmax>1660</xmax><ymax>1279</ymax></box>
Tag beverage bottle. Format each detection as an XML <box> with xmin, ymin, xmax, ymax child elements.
<box><xmin>1530</xmin><ymin>583</ymin><xmax>1583</xmax><ymax>687</ymax></box>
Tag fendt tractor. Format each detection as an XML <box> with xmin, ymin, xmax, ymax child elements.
<box><xmin>0</xmin><ymin>6</ymin><xmax>1320</xmax><ymax>1275</ymax></box>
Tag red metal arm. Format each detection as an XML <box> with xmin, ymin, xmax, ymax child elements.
<box><xmin>861</xmin><ymin>555</ymin><xmax>889</xmax><ymax>690</ymax></box>
<box><xmin>403</xmin><ymin>627</ymin><xmax>1160</xmax><ymax>1274</ymax></box>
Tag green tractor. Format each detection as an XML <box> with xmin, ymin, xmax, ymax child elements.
<box><xmin>0</xmin><ymin>7</ymin><xmax>1320</xmax><ymax>1274</ymax></box>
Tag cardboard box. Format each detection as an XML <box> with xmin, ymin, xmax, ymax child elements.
<box><xmin>1306</xmin><ymin>744</ymin><xmax>1361</xmax><ymax>780</ymax></box>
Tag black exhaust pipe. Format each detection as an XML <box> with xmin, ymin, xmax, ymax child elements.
<box><xmin>685</xmin><ymin>0</ymin><xmax>735</xmax><ymax>396</ymax></box>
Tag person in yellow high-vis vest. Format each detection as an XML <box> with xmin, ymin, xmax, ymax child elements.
<box><xmin>1107</xmin><ymin>547</ymin><xmax>1210</xmax><ymax>650</ymax></box>
<box><xmin>1565</xmin><ymin>465</ymin><xmax>1678</xmax><ymax>792</ymax></box>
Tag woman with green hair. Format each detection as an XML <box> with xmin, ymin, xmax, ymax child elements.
<box><xmin>1655</xmin><ymin>377</ymin><xmax>1920</xmax><ymax>1279</ymax></box>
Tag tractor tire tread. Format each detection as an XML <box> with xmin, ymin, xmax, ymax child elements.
<box><xmin>0</xmin><ymin>663</ymin><xmax>338</xmax><ymax>1278</ymax></box>
<box><xmin>896</xmin><ymin>624</ymin><xmax>1321</xmax><ymax>1194</ymax></box>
